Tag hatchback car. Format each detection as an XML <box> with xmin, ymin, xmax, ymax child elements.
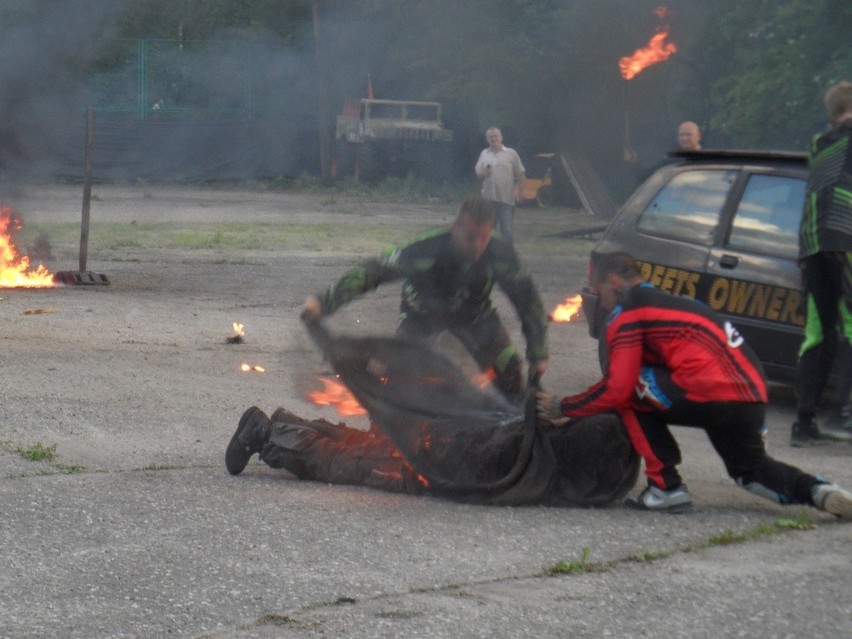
<box><xmin>581</xmin><ymin>149</ymin><xmax>810</xmax><ymax>382</ymax></box>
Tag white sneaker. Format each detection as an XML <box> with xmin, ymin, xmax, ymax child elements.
<box><xmin>626</xmin><ymin>484</ymin><xmax>693</xmax><ymax>513</ymax></box>
<box><xmin>812</xmin><ymin>483</ymin><xmax>852</xmax><ymax>518</ymax></box>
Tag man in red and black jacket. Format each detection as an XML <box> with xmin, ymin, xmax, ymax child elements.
<box><xmin>537</xmin><ymin>251</ymin><xmax>852</xmax><ymax>517</ymax></box>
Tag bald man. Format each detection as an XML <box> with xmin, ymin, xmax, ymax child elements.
<box><xmin>677</xmin><ymin>121</ymin><xmax>702</xmax><ymax>150</ymax></box>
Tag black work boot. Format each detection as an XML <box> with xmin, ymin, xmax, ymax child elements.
<box><xmin>225</xmin><ymin>406</ymin><xmax>271</xmax><ymax>475</ymax></box>
<box><xmin>790</xmin><ymin>417</ymin><xmax>822</xmax><ymax>447</ymax></box>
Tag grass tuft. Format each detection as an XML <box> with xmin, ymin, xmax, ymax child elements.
<box><xmin>547</xmin><ymin>546</ymin><xmax>607</xmax><ymax>575</ymax></box>
<box><xmin>16</xmin><ymin>442</ymin><xmax>57</xmax><ymax>462</ymax></box>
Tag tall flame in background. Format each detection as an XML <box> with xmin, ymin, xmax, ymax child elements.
<box><xmin>0</xmin><ymin>207</ymin><xmax>56</xmax><ymax>288</ymax></box>
<box><xmin>619</xmin><ymin>6</ymin><xmax>677</xmax><ymax>80</ymax></box>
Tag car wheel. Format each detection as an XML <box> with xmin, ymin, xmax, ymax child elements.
<box><xmin>536</xmin><ymin>186</ymin><xmax>553</xmax><ymax>208</ymax></box>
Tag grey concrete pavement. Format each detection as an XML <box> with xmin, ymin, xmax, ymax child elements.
<box><xmin>3</xmin><ymin>433</ymin><xmax>851</xmax><ymax>638</ymax></box>
<box><xmin>1</xmin><ymin>186</ymin><xmax>850</xmax><ymax>638</ymax></box>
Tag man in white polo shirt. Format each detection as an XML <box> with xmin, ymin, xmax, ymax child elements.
<box><xmin>475</xmin><ymin>127</ymin><xmax>525</xmax><ymax>244</ymax></box>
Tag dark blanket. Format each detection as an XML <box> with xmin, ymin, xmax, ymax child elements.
<box><xmin>305</xmin><ymin>322</ymin><xmax>639</xmax><ymax>506</ymax></box>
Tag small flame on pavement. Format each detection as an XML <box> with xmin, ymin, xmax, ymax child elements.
<box><xmin>550</xmin><ymin>294</ymin><xmax>583</xmax><ymax>323</ymax></box>
<box><xmin>240</xmin><ymin>363</ymin><xmax>266</xmax><ymax>373</ymax></box>
<box><xmin>472</xmin><ymin>368</ymin><xmax>497</xmax><ymax>390</ymax></box>
<box><xmin>227</xmin><ymin>322</ymin><xmax>246</xmax><ymax>344</ymax></box>
<box><xmin>0</xmin><ymin>207</ymin><xmax>56</xmax><ymax>288</ymax></box>
<box><xmin>309</xmin><ymin>376</ymin><xmax>367</xmax><ymax>416</ymax></box>
<box><xmin>619</xmin><ymin>7</ymin><xmax>677</xmax><ymax>80</ymax></box>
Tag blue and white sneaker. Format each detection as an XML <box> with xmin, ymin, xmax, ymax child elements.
<box><xmin>626</xmin><ymin>484</ymin><xmax>693</xmax><ymax>513</ymax></box>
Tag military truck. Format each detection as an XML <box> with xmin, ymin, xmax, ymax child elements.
<box><xmin>333</xmin><ymin>99</ymin><xmax>454</xmax><ymax>184</ymax></box>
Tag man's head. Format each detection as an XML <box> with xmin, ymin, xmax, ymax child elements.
<box><xmin>824</xmin><ymin>81</ymin><xmax>852</xmax><ymax>124</ymax></box>
<box><xmin>590</xmin><ymin>252</ymin><xmax>643</xmax><ymax>312</ymax></box>
<box><xmin>485</xmin><ymin>127</ymin><xmax>504</xmax><ymax>150</ymax></box>
<box><xmin>451</xmin><ymin>193</ymin><xmax>495</xmax><ymax>262</ymax></box>
<box><xmin>677</xmin><ymin>121</ymin><xmax>701</xmax><ymax>150</ymax></box>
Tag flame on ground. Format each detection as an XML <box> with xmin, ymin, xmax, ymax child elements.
<box><xmin>232</xmin><ymin>322</ymin><xmax>245</xmax><ymax>337</ymax></box>
<box><xmin>550</xmin><ymin>294</ymin><xmax>583</xmax><ymax>323</ymax></box>
<box><xmin>619</xmin><ymin>10</ymin><xmax>677</xmax><ymax>80</ymax></box>
<box><xmin>0</xmin><ymin>207</ymin><xmax>56</xmax><ymax>288</ymax></box>
<box><xmin>240</xmin><ymin>363</ymin><xmax>266</xmax><ymax>373</ymax></box>
<box><xmin>472</xmin><ymin>368</ymin><xmax>497</xmax><ymax>390</ymax></box>
<box><xmin>309</xmin><ymin>376</ymin><xmax>367</xmax><ymax>416</ymax></box>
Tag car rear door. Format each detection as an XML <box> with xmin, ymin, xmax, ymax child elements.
<box><xmin>706</xmin><ymin>169</ymin><xmax>807</xmax><ymax>379</ymax></box>
<box><xmin>598</xmin><ymin>165</ymin><xmax>731</xmax><ymax>290</ymax></box>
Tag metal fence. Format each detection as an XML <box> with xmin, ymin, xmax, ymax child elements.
<box><xmin>85</xmin><ymin>38</ymin><xmax>275</xmax><ymax>120</ymax></box>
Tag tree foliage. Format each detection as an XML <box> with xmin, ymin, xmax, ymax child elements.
<box><xmin>698</xmin><ymin>0</ymin><xmax>852</xmax><ymax>148</ymax></box>
<box><xmin>1</xmin><ymin>1</ymin><xmax>849</xmax><ymax>182</ymax></box>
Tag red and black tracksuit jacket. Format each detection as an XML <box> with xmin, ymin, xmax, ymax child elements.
<box><xmin>558</xmin><ymin>284</ymin><xmax>825</xmax><ymax>502</ymax></box>
<box><xmin>560</xmin><ymin>283</ymin><xmax>767</xmax><ymax>418</ymax></box>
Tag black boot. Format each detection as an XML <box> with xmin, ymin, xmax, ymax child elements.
<box><xmin>225</xmin><ymin>406</ymin><xmax>271</xmax><ymax>475</ymax></box>
<box><xmin>790</xmin><ymin>416</ymin><xmax>822</xmax><ymax>447</ymax></box>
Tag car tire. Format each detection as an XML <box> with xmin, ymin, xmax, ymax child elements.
<box><xmin>536</xmin><ymin>186</ymin><xmax>553</xmax><ymax>208</ymax></box>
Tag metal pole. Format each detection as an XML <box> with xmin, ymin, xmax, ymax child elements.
<box><xmin>79</xmin><ymin>105</ymin><xmax>94</xmax><ymax>273</ymax></box>
<box><xmin>139</xmin><ymin>39</ymin><xmax>148</xmax><ymax>119</ymax></box>
<box><xmin>312</xmin><ymin>0</ymin><xmax>331</xmax><ymax>178</ymax></box>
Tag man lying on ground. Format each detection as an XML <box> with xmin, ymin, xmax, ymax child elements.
<box><xmin>226</xmin><ymin>327</ymin><xmax>639</xmax><ymax>507</ymax></box>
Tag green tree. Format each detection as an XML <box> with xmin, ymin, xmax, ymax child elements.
<box><xmin>697</xmin><ymin>0</ymin><xmax>852</xmax><ymax>149</ymax></box>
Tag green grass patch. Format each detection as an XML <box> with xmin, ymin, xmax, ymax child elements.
<box><xmin>18</xmin><ymin>220</ymin><xmax>423</xmax><ymax>255</ymax></box>
<box><xmin>55</xmin><ymin>464</ymin><xmax>87</xmax><ymax>474</ymax></box>
<box><xmin>546</xmin><ymin>546</ymin><xmax>608</xmax><ymax>575</ymax></box>
<box><xmin>548</xmin><ymin>515</ymin><xmax>817</xmax><ymax>577</ymax></box>
<box><xmin>703</xmin><ymin>514</ymin><xmax>815</xmax><ymax>547</ymax></box>
<box><xmin>628</xmin><ymin>549</ymin><xmax>671</xmax><ymax>563</ymax></box>
<box><xmin>16</xmin><ymin>442</ymin><xmax>57</xmax><ymax>462</ymax></box>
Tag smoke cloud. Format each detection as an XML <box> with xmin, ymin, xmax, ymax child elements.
<box><xmin>0</xmin><ymin>0</ymin><xmax>713</xmax><ymax>196</ymax></box>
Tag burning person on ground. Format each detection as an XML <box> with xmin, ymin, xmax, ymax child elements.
<box><xmin>225</xmin><ymin>323</ymin><xmax>639</xmax><ymax>506</ymax></box>
<box><xmin>301</xmin><ymin>192</ymin><xmax>549</xmax><ymax>403</ymax></box>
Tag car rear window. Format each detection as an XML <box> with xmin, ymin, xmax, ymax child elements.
<box><xmin>637</xmin><ymin>169</ymin><xmax>736</xmax><ymax>245</ymax></box>
<box><xmin>726</xmin><ymin>173</ymin><xmax>805</xmax><ymax>259</ymax></box>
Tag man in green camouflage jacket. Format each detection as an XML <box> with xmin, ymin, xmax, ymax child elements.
<box><xmin>301</xmin><ymin>193</ymin><xmax>549</xmax><ymax>402</ymax></box>
<box><xmin>793</xmin><ymin>81</ymin><xmax>852</xmax><ymax>445</ymax></box>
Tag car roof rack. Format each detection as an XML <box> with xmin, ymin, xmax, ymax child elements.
<box><xmin>667</xmin><ymin>149</ymin><xmax>808</xmax><ymax>162</ymax></box>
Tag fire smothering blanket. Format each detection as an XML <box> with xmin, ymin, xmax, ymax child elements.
<box><xmin>305</xmin><ymin>322</ymin><xmax>639</xmax><ymax>506</ymax></box>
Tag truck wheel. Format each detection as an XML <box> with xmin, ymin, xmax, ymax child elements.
<box><xmin>536</xmin><ymin>186</ymin><xmax>554</xmax><ymax>208</ymax></box>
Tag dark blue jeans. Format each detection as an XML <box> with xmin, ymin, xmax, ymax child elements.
<box><xmin>493</xmin><ymin>201</ymin><xmax>515</xmax><ymax>244</ymax></box>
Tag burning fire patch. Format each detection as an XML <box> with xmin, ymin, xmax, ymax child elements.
<box><xmin>619</xmin><ymin>6</ymin><xmax>677</xmax><ymax>80</ymax></box>
<box><xmin>550</xmin><ymin>294</ymin><xmax>583</xmax><ymax>323</ymax></box>
<box><xmin>227</xmin><ymin>322</ymin><xmax>246</xmax><ymax>344</ymax></box>
<box><xmin>309</xmin><ymin>376</ymin><xmax>367</xmax><ymax>416</ymax></box>
<box><xmin>0</xmin><ymin>207</ymin><xmax>56</xmax><ymax>288</ymax></box>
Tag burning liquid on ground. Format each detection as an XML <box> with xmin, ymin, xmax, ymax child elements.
<box><xmin>0</xmin><ymin>207</ymin><xmax>56</xmax><ymax>288</ymax></box>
